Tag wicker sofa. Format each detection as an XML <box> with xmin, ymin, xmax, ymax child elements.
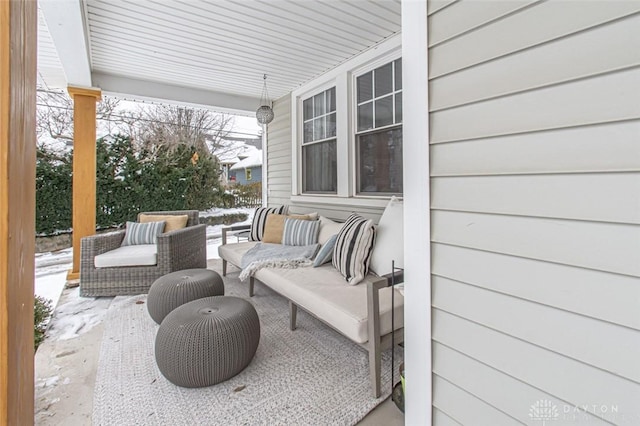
<box><xmin>218</xmin><ymin>221</ymin><xmax>404</xmax><ymax>398</ymax></box>
<box><xmin>79</xmin><ymin>210</ymin><xmax>207</xmax><ymax>297</ymax></box>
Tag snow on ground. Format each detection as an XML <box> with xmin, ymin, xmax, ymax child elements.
<box><xmin>35</xmin><ymin>208</ymin><xmax>255</xmax><ymax>343</ymax></box>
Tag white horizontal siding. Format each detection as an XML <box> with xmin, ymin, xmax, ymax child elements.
<box><xmin>433</xmin><ymin>276</ymin><xmax>640</xmax><ymax>382</ymax></box>
<box><xmin>433</xmin><ymin>375</ymin><xmax>521</xmax><ymax>425</ymax></box>
<box><xmin>428</xmin><ymin>1</ymin><xmax>640</xmax><ymax>424</ymax></box>
<box><xmin>432</xmin><ymin>243</ymin><xmax>640</xmax><ymax>331</ymax></box>
<box><xmin>428</xmin><ymin>0</ymin><xmax>539</xmax><ymax>47</ymax></box>
<box><xmin>431</xmin><ymin>210</ymin><xmax>640</xmax><ymax>277</ymax></box>
<box><xmin>429</xmin><ymin>1</ymin><xmax>640</xmax><ymax>78</ymax></box>
<box><xmin>431</xmin><ymin>173</ymin><xmax>640</xmax><ymax>224</ymax></box>
<box><xmin>433</xmin><ymin>343</ymin><xmax>610</xmax><ymax>425</ymax></box>
<box><xmin>430</xmin><ymin>120</ymin><xmax>640</xmax><ymax>175</ymax></box>
<box><xmin>431</xmin><ymin>67</ymin><xmax>640</xmax><ymax>143</ymax></box>
<box><xmin>433</xmin><ymin>310</ymin><xmax>640</xmax><ymax>422</ymax></box>
<box><xmin>430</xmin><ymin>13</ymin><xmax>640</xmax><ymax>111</ymax></box>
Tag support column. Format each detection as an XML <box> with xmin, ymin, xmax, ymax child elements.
<box><xmin>66</xmin><ymin>87</ymin><xmax>101</xmax><ymax>281</ymax></box>
<box><xmin>0</xmin><ymin>0</ymin><xmax>37</xmax><ymax>424</ymax></box>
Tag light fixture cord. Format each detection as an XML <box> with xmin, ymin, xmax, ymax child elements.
<box><xmin>260</xmin><ymin>74</ymin><xmax>271</xmax><ymax>107</ymax></box>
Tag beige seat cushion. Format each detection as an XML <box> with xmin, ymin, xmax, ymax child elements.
<box><xmin>218</xmin><ymin>241</ymin><xmax>258</xmax><ymax>268</ymax></box>
<box><xmin>262</xmin><ymin>213</ymin><xmax>317</xmax><ymax>244</ymax></box>
<box><xmin>255</xmin><ymin>265</ymin><xmax>404</xmax><ymax>344</ymax></box>
<box><xmin>94</xmin><ymin>244</ymin><xmax>157</xmax><ymax>268</ymax></box>
<box><xmin>139</xmin><ymin>214</ymin><xmax>189</xmax><ymax>232</ymax></box>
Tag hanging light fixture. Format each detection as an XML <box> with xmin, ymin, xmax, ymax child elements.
<box><xmin>256</xmin><ymin>74</ymin><xmax>274</xmax><ymax>125</ymax></box>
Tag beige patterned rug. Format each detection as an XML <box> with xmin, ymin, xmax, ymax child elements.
<box><xmin>92</xmin><ymin>260</ymin><xmax>402</xmax><ymax>425</ymax></box>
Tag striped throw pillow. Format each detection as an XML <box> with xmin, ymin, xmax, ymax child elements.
<box><xmin>313</xmin><ymin>234</ymin><xmax>338</xmax><ymax>267</ymax></box>
<box><xmin>282</xmin><ymin>218</ymin><xmax>320</xmax><ymax>246</ymax></box>
<box><xmin>250</xmin><ymin>206</ymin><xmax>286</xmax><ymax>241</ymax></box>
<box><xmin>332</xmin><ymin>214</ymin><xmax>376</xmax><ymax>285</ymax></box>
<box><xmin>121</xmin><ymin>221</ymin><xmax>165</xmax><ymax>246</ymax></box>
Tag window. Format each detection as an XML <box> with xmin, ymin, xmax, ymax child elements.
<box><xmin>355</xmin><ymin>59</ymin><xmax>402</xmax><ymax>195</ymax></box>
<box><xmin>302</xmin><ymin>87</ymin><xmax>337</xmax><ymax>193</ymax></box>
<box><xmin>245</xmin><ymin>169</ymin><xmax>252</xmax><ymax>181</ymax></box>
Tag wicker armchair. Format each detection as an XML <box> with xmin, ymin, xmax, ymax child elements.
<box><xmin>79</xmin><ymin>210</ymin><xmax>207</xmax><ymax>297</ymax></box>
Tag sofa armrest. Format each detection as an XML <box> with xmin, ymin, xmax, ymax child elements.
<box><xmin>157</xmin><ymin>224</ymin><xmax>207</xmax><ymax>270</ymax></box>
<box><xmin>221</xmin><ymin>224</ymin><xmax>251</xmax><ymax>245</ymax></box>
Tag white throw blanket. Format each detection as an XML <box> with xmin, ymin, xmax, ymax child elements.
<box><xmin>239</xmin><ymin>243</ymin><xmax>319</xmax><ymax>281</ymax></box>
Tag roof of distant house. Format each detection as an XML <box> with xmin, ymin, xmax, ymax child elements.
<box><xmin>230</xmin><ymin>149</ymin><xmax>262</xmax><ymax>170</ymax></box>
<box><xmin>215</xmin><ymin>139</ymin><xmax>260</xmax><ymax>164</ymax></box>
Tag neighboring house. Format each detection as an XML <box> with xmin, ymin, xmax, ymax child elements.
<box><xmin>229</xmin><ymin>149</ymin><xmax>262</xmax><ymax>185</ymax></box>
<box><xmin>215</xmin><ymin>137</ymin><xmax>261</xmax><ymax>186</ymax></box>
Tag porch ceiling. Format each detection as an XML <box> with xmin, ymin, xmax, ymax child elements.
<box><xmin>38</xmin><ymin>0</ymin><xmax>401</xmax><ymax>113</ymax></box>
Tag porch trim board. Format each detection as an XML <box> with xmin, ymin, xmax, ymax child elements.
<box><xmin>402</xmin><ymin>0</ymin><xmax>432</xmax><ymax>424</ymax></box>
<box><xmin>0</xmin><ymin>0</ymin><xmax>37</xmax><ymax>424</ymax></box>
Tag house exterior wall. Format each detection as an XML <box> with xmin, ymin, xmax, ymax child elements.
<box><xmin>428</xmin><ymin>1</ymin><xmax>640</xmax><ymax>424</ymax></box>
<box><xmin>266</xmin><ymin>93</ymin><xmax>386</xmax><ymax>222</ymax></box>
<box><xmin>231</xmin><ymin>166</ymin><xmax>262</xmax><ymax>185</ymax></box>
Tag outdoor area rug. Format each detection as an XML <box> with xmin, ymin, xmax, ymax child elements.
<box><xmin>93</xmin><ymin>260</ymin><xmax>403</xmax><ymax>425</ymax></box>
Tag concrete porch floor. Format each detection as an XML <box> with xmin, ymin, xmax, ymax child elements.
<box><xmin>35</xmin><ymin>286</ymin><xmax>404</xmax><ymax>425</ymax></box>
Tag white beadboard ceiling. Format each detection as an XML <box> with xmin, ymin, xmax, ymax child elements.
<box><xmin>38</xmin><ymin>0</ymin><xmax>401</xmax><ymax>112</ymax></box>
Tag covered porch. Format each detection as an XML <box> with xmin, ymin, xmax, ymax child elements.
<box><xmin>3</xmin><ymin>0</ymin><xmax>429</xmax><ymax>424</ymax></box>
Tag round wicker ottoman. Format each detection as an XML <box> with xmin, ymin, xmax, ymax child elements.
<box><xmin>155</xmin><ymin>296</ymin><xmax>260</xmax><ymax>388</ymax></box>
<box><xmin>147</xmin><ymin>269</ymin><xmax>224</xmax><ymax>324</ymax></box>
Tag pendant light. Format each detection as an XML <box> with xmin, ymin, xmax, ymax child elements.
<box><xmin>256</xmin><ymin>74</ymin><xmax>274</xmax><ymax>125</ymax></box>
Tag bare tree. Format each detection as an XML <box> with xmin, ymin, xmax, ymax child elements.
<box><xmin>134</xmin><ymin>105</ymin><xmax>235</xmax><ymax>157</ymax></box>
<box><xmin>36</xmin><ymin>88</ymin><xmax>122</xmax><ymax>145</ymax></box>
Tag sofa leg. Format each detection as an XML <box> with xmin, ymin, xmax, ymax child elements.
<box><xmin>289</xmin><ymin>301</ymin><xmax>297</xmax><ymax>331</ymax></box>
<box><xmin>369</xmin><ymin>343</ymin><xmax>381</xmax><ymax>398</ymax></box>
<box><xmin>222</xmin><ymin>260</ymin><xmax>227</xmax><ymax>277</ymax></box>
<box><xmin>249</xmin><ymin>276</ymin><xmax>255</xmax><ymax>297</ymax></box>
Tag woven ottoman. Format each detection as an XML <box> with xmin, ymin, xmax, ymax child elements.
<box><xmin>147</xmin><ymin>269</ymin><xmax>224</xmax><ymax>324</ymax></box>
<box><xmin>155</xmin><ymin>296</ymin><xmax>260</xmax><ymax>388</ymax></box>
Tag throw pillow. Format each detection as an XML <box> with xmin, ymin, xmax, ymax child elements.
<box><xmin>262</xmin><ymin>213</ymin><xmax>316</xmax><ymax>244</ymax></box>
<box><xmin>139</xmin><ymin>214</ymin><xmax>189</xmax><ymax>233</ymax></box>
<box><xmin>121</xmin><ymin>221</ymin><xmax>165</xmax><ymax>246</ymax></box>
<box><xmin>332</xmin><ymin>214</ymin><xmax>376</xmax><ymax>285</ymax></box>
<box><xmin>282</xmin><ymin>218</ymin><xmax>321</xmax><ymax>246</ymax></box>
<box><xmin>313</xmin><ymin>234</ymin><xmax>338</xmax><ymax>267</ymax></box>
<box><xmin>250</xmin><ymin>206</ymin><xmax>286</xmax><ymax>241</ymax></box>
<box><xmin>318</xmin><ymin>216</ymin><xmax>344</xmax><ymax>245</ymax></box>
<box><xmin>369</xmin><ymin>196</ymin><xmax>404</xmax><ymax>276</ymax></box>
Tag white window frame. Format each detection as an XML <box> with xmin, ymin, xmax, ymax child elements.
<box><xmin>351</xmin><ymin>54</ymin><xmax>403</xmax><ymax>196</ymax></box>
<box><xmin>290</xmin><ymin>34</ymin><xmax>401</xmax><ymax>206</ymax></box>
<box><xmin>300</xmin><ymin>85</ymin><xmax>339</xmax><ymax>194</ymax></box>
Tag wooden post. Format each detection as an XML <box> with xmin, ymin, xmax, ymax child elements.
<box><xmin>66</xmin><ymin>86</ymin><xmax>101</xmax><ymax>281</ymax></box>
<box><xmin>0</xmin><ymin>0</ymin><xmax>37</xmax><ymax>424</ymax></box>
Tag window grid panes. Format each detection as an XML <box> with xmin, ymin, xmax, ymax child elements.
<box><xmin>356</xmin><ymin>59</ymin><xmax>402</xmax><ymax>133</ymax></box>
<box><xmin>302</xmin><ymin>87</ymin><xmax>337</xmax><ymax>193</ymax></box>
<box><xmin>303</xmin><ymin>87</ymin><xmax>336</xmax><ymax>144</ymax></box>
<box><xmin>355</xmin><ymin>58</ymin><xmax>403</xmax><ymax>195</ymax></box>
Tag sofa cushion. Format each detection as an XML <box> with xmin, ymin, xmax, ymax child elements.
<box><xmin>139</xmin><ymin>214</ymin><xmax>188</xmax><ymax>233</ymax></box>
<box><xmin>250</xmin><ymin>206</ymin><xmax>286</xmax><ymax>241</ymax></box>
<box><xmin>121</xmin><ymin>221</ymin><xmax>165</xmax><ymax>246</ymax></box>
<box><xmin>95</xmin><ymin>244</ymin><xmax>158</xmax><ymax>268</ymax></box>
<box><xmin>282</xmin><ymin>218</ymin><xmax>320</xmax><ymax>246</ymax></box>
<box><xmin>255</xmin><ymin>265</ymin><xmax>404</xmax><ymax>344</ymax></box>
<box><xmin>369</xmin><ymin>197</ymin><xmax>404</xmax><ymax>276</ymax></box>
<box><xmin>333</xmin><ymin>214</ymin><xmax>376</xmax><ymax>286</ymax></box>
<box><xmin>262</xmin><ymin>213</ymin><xmax>315</xmax><ymax>244</ymax></box>
<box><xmin>318</xmin><ymin>216</ymin><xmax>343</xmax><ymax>245</ymax></box>
<box><xmin>218</xmin><ymin>241</ymin><xmax>259</xmax><ymax>268</ymax></box>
